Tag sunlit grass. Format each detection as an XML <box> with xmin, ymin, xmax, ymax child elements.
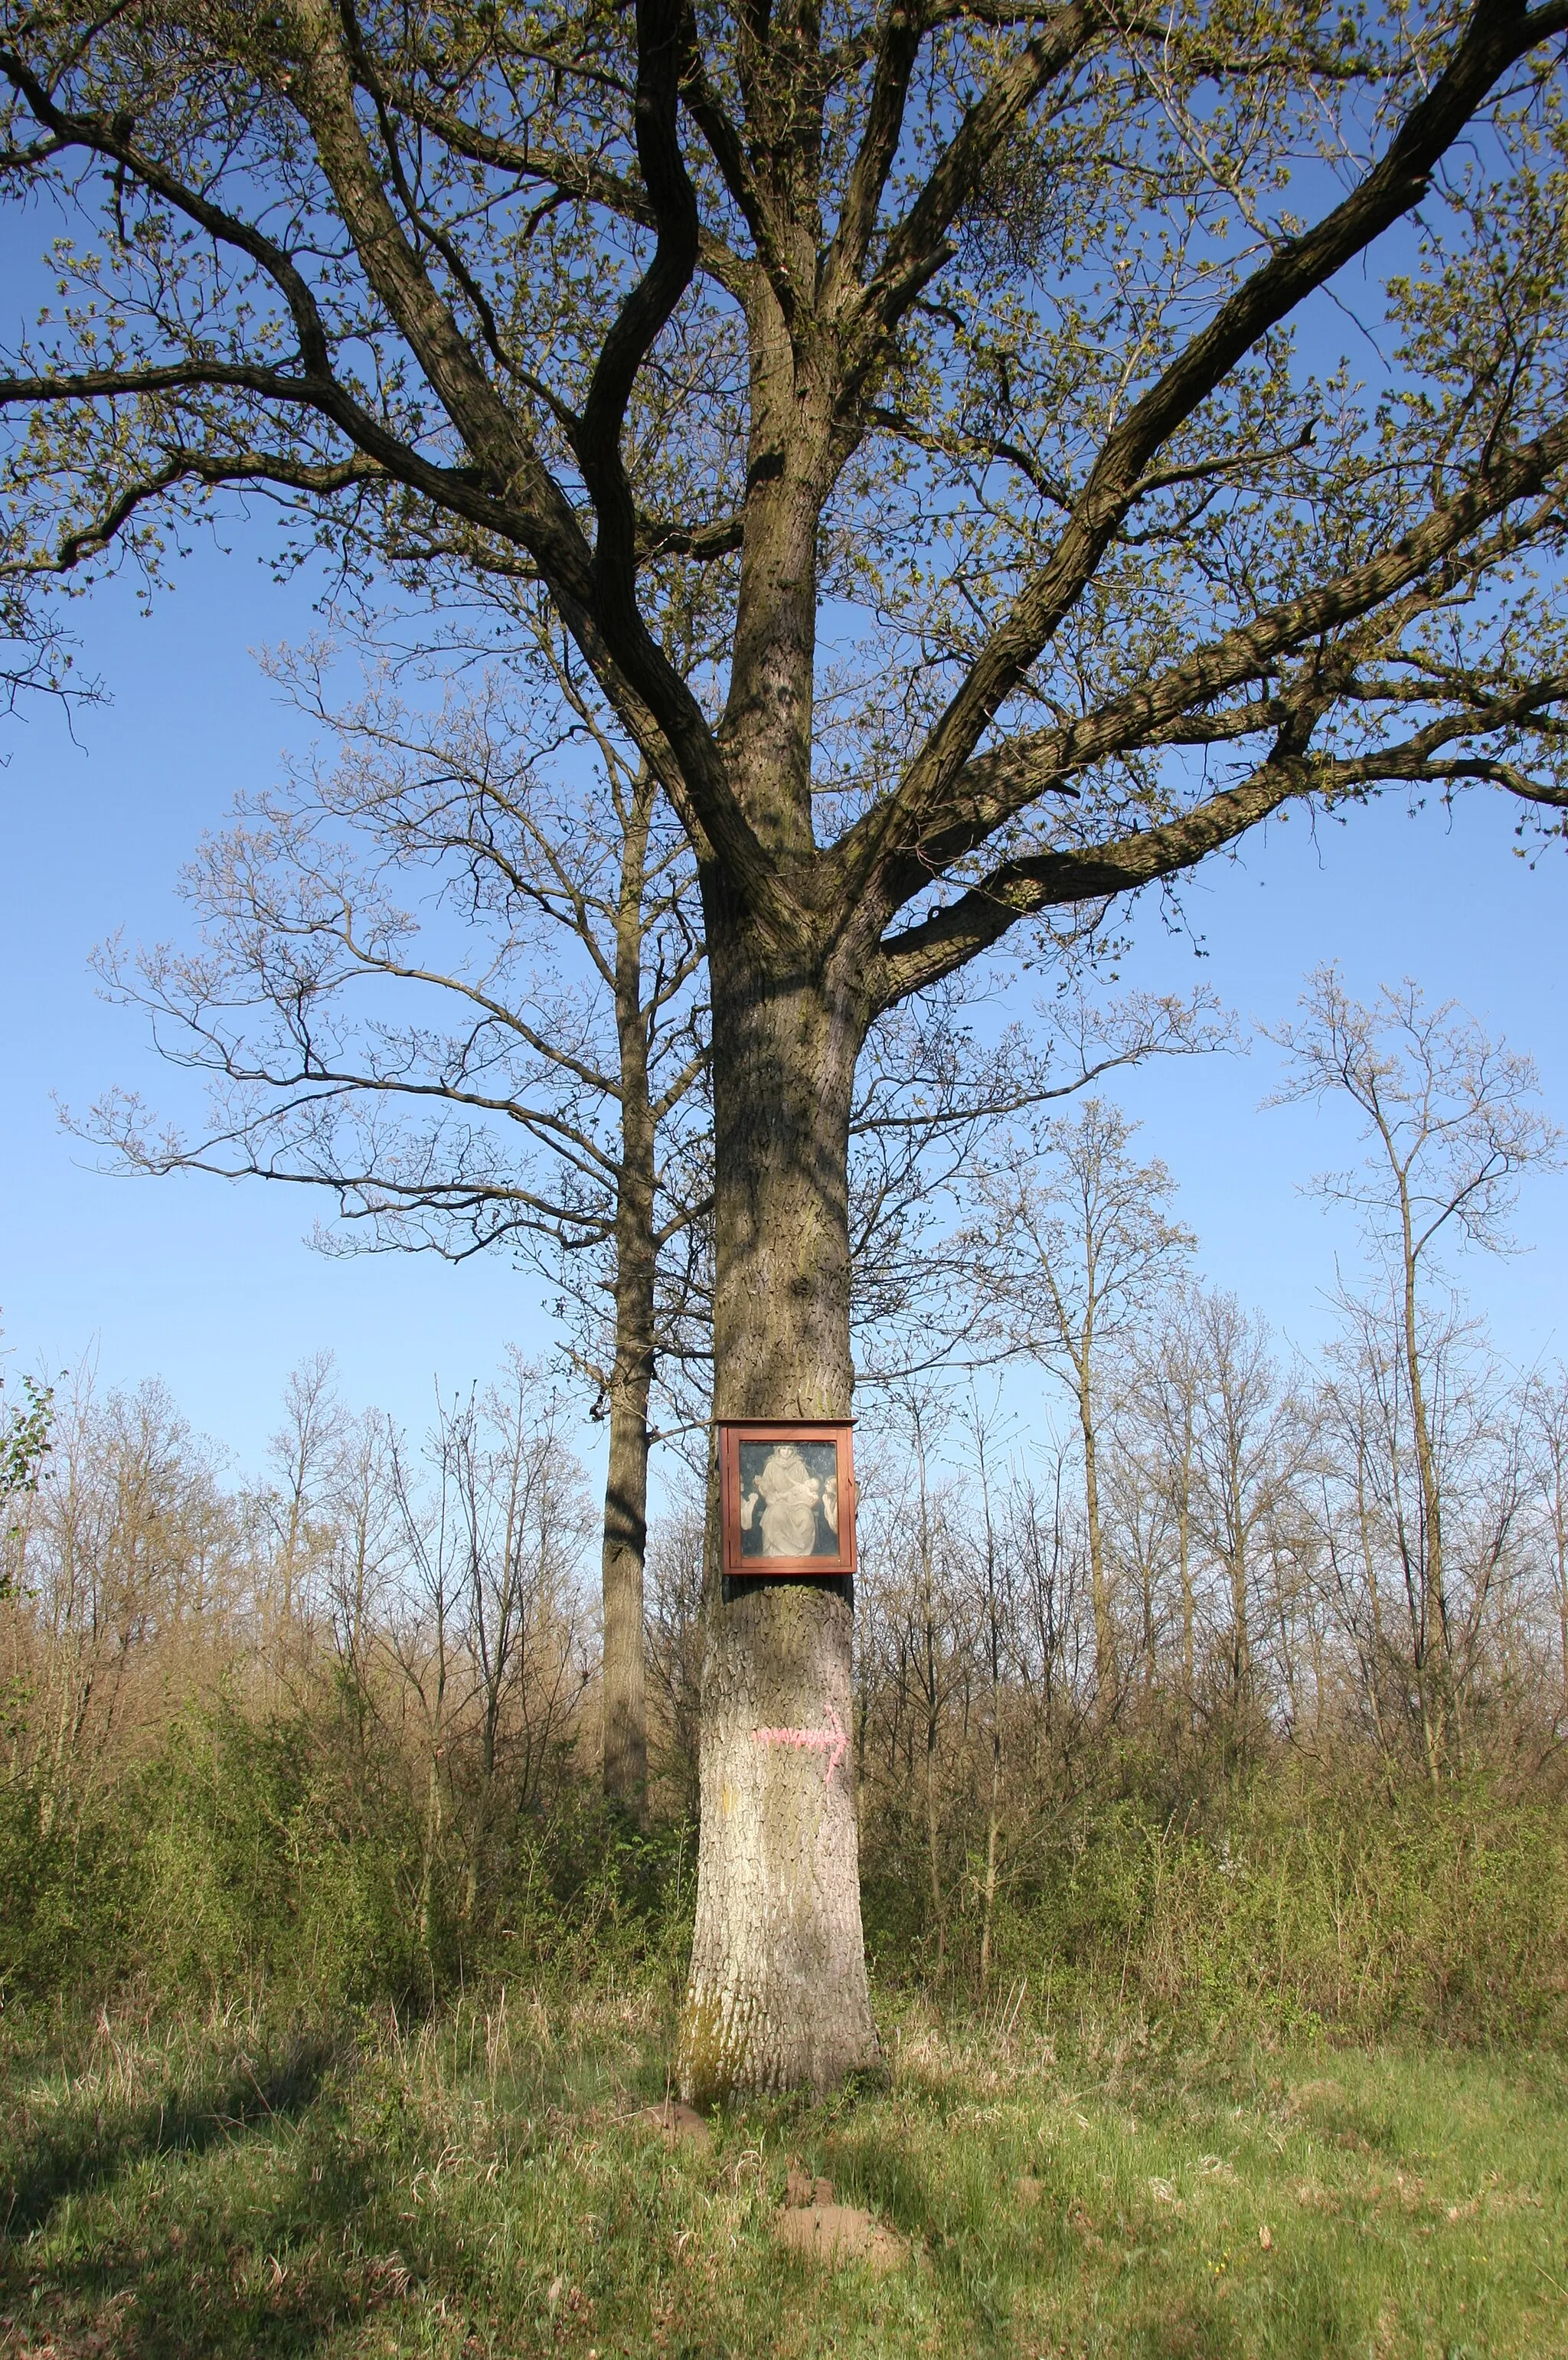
<box><xmin>2</xmin><ymin>1986</ymin><xmax>1565</xmax><ymax>2357</ymax></box>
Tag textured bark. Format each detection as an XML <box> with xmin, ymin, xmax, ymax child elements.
<box><xmin>681</xmin><ymin>1580</ymin><xmax>873</xmax><ymax>2098</ymax></box>
<box><xmin>600</xmin><ymin>1342</ymin><xmax>651</xmax><ymax>1806</ymax></box>
<box><xmin>601</xmin><ymin>783</ymin><xmax>658</xmax><ymax>1809</ymax></box>
<box><xmin>678</xmin><ymin>942</ymin><xmax>880</xmax><ymax>2101</ymax></box>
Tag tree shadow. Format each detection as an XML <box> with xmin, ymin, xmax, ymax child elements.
<box><xmin>2</xmin><ymin>2031</ymin><xmax>336</xmax><ymax>2239</ymax></box>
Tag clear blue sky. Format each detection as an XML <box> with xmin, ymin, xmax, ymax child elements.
<box><xmin>2</xmin><ymin>557</ymin><xmax>1564</xmax><ymax>1482</ymax></box>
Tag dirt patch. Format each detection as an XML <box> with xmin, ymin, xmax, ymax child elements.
<box><xmin>637</xmin><ymin>2098</ymin><xmax>711</xmax><ymax>2150</ymax></box>
<box><xmin>775</xmin><ymin>2173</ymin><xmax>906</xmax><ymax>2275</ymax></box>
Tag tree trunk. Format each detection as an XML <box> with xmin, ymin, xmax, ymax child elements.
<box><xmin>978</xmin><ymin>1465</ymin><xmax>1003</xmax><ymax>2000</ymax></box>
<box><xmin>1551</xmin><ymin>1469</ymin><xmax>1568</xmax><ymax>1727</ymax></box>
<box><xmin>678</xmin><ymin>947</ymin><xmax>880</xmax><ymax>2101</ymax></box>
<box><xmin>1178</xmin><ymin>1475</ymin><xmax>1195</xmax><ymax>1731</ymax></box>
<box><xmin>1077</xmin><ymin>1355</ymin><xmax>1115</xmax><ymax>1709</ymax></box>
<box><xmin>601</xmin><ymin>777</ymin><xmax>657</xmax><ymax>1809</ymax></box>
<box><xmin>600</xmin><ymin>1347</ymin><xmax>651</xmax><ymax>1806</ymax></box>
<box><xmin>1398</xmin><ymin>1185</ymin><xmax>1449</xmax><ymax>1784</ymax></box>
<box><xmin>599</xmin><ymin>1119</ymin><xmax>653</xmax><ymax>1809</ymax></box>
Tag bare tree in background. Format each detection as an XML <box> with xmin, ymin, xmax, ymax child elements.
<box><xmin>1186</xmin><ymin>1290</ymin><xmax>1307</xmax><ymax>1743</ymax></box>
<box><xmin>3</xmin><ymin>1368</ymin><xmax>246</xmax><ymax>1835</ymax></box>
<box><xmin>442</xmin><ymin>1357</ymin><xmax>595</xmax><ymax>1909</ymax></box>
<box><xmin>1318</xmin><ymin>1298</ymin><xmax>1530</xmax><ymax>1777</ymax></box>
<box><xmin>322</xmin><ymin>1399</ymin><xmax>403</xmax><ymax>1770</ymax></box>
<box><xmin>256</xmin><ymin>1351</ymin><xmax>345</xmax><ymax>1683</ymax></box>
<box><xmin>1121</xmin><ymin>1290</ymin><xmax>1206</xmax><ymax>1725</ymax></box>
<box><xmin>971</xmin><ymin>1100</ymin><xmax>1194</xmax><ymax>1706</ymax></box>
<box><xmin>387</xmin><ymin>1355</ymin><xmax>593</xmax><ymax>1972</ymax></box>
<box><xmin>1276</xmin><ymin>969</ymin><xmax>1560</xmax><ymax>1780</ymax></box>
<box><xmin>81</xmin><ymin>629</ymin><xmax>707</xmax><ymax>1812</ymax></box>
<box><xmin>848</xmin><ymin>988</ymin><xmax>1225</xmax><ymax>1388</ymax></box>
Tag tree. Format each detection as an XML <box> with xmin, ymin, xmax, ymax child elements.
<box><xmin>1186</xmin><ymin>1290</ymin><xmax>1305</xmax><ymax>1734</ymax></box>
<box><xmin>79</xmin><ymin>629</ymin><xmax>710</xmax><ymax>1812</ymax></box>
<box><xmin>1</xmin><ymin>1340</ymin><xmax>53</xmax><ymax>1584</ymax></box>
<box><xmin>1121</xmin><ymin>1287</ymin><xmax>1207</xmax><ymax>1722</ymax></box>
<box><xmin>5</xmin><ymin>1365</ymin><xmax>246</xmax><ymax>1834</ymax></box>
<box><xmin>1315</xmin><ymin>1286</ymin><xmax>1528</xmax><ymax>1777</ymax></box>
<box><xmin>384</xmin><ymin>1355</ymin><xmax>593</xmax><ymax>1973</ymax></box>
<box><xmin>256</xmin><ymin>1348</ymin><xmax>345</xmax><ymax>1682</ymax></box>
<box><xmin>5</xmin><ymin>0</ymin><xmax>1568</xmax><ymax>2093</ymax></box>
<box><xmin>970</xmin><ymin>1098</ymin><xmax>1193</xmax><ymax>1703</ymax></box>
<box><xmin>1275</xmin><ymin>968</ymin><xmax>1560</xmax><ymax>1777</ymax></box>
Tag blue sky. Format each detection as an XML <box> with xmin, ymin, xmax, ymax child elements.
<box><xmin>3</xmin><ymin>111</ymin><xmax>1566</xmax><ymax>1489</ymax></box>
<box><xmin>2</xmin><ymin>520</ymin><xmax>1562</xmax><ymax>1489</ymax></box>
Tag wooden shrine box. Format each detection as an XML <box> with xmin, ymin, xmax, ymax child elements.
<box><xmin>718</xmin><ymin>1420</ymin><xmax>858</xmax><ymax>1579</ymax></box>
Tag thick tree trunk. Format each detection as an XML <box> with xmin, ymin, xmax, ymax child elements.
<box><xmin>678</xmin><ymin>945</ymin><xmax>880</xmax><ymax>2101</ymax></box>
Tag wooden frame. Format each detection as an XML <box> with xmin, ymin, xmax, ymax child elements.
<box><xmin>718</xmin><ymin>1420</ymin><xmax>858</xmax><ymax>1579</ymax></box>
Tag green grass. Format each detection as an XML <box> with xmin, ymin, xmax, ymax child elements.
<box><xmin>2</xmin><ymin>1988</ymin><xmax>1565</xmax><ymax>2358</ymax></box>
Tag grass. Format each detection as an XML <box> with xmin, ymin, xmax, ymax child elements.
<box><xmin>2</xmin><ymin>1984</ymin><xmax>1566</xmax><ymax>2359</ymax></box>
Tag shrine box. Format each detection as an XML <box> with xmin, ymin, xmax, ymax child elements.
<box><xmin>718</xmin><ymin>1419</ymin><xmax>858</xmax><ymax>1578</ymax></box>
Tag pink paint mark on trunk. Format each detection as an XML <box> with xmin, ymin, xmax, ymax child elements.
<box><xmin>753</xmin><ymin>1707</ymin><xmax>848</xmax><ymax>1784</ymax></box>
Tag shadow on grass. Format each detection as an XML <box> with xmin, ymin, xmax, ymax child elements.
<box><xmin>1</xmin><ymin>2031</ymin><xmax>336</xmax><ymax>2238</ymax></box>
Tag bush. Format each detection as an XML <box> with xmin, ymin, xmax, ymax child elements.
<box><xmin>0</xmin><ymin>1698</ymin><xmax>697</xmax><ymax>2023</ymax></box>
<box><xmin>863</xmin><ymin>1766</ymin><xmax>1568</xmax><ymax>2046</ymax></box>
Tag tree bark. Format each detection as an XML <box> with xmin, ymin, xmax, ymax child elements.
<box><xmin>678</xmin><ymin>940</ymin><xmax>880</xmax><ymax>2101</ymax></box>
<box><xmin>1076</xmin><ymin>1343</ymin><xmax>1116</xmax><ymax>1709</ymax></box>
<box><xmin>1397</xmin><ymin>1182</ymin><xmax>1451</xmax><ymax>1785</ymax></box>
<box><xmin>596</xmin><ymin>1100</ymin><xmax>650</xmax><ymax>1803</ymax></box>
<box><xmin>600</xmin><ymin>1338</ymin><xmax>651</xmax><ymax>1807</ymax></box>
<box><xmin>601</xmin><ymin>781</ymin><xmax>658</xmax><ymax>1810</ymax></box>
<box><xmin>1178</xmin><ymin>1473</ymin><xmax>1195</xmax><ymax>1730</ymax></box>
<box><xmin>978</xmin><ymin>1459</ymin><xmax>1003</xmax><ymax>2000</ymax></box>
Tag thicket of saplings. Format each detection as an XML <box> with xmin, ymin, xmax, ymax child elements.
<box><xmin>5</xmin><ymin>1246</ymin><xmax>1568</xmax><ymax>2061</ymax></box>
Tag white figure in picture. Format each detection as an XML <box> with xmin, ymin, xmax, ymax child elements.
<box><xmin>739</xmin><ymin>1443</ymin><xmax>838</xmax><ymax>1557</ymax></box>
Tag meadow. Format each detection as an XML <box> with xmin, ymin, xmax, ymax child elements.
<box><xmin>5</xmin><ymin>1968</ymin><xmax>1566</xmax><ymax>2359</ymax></box>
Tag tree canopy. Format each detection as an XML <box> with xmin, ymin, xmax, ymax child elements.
<box><xmin>3</xmin><ymin>1</ymin><xmax>1566</xmax><ymax>992</ymax></box>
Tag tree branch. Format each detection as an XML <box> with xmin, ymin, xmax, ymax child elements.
<box><xmin>840</xmin><ymin>1</ymin><xmax>1101</xmax><ymax>334</ymax></box>
<box><xmin>864</xmin><ymin>0</ymin><xmax>1568</xmax><ymax>879</ymax></box>
<box><xmin>841</xmin><ymin>406</ymin><xmax>1568</xmax><ymax>917</ymax></box>
<box><xmin>872</xmin><ymin>665</ymin><xmax>1568</xmax><ymax>1002</ymax></box>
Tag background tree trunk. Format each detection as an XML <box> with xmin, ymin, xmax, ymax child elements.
<box><xmin>601</xmin><ymin>784</ymin><xmax>659</xmax><ymax>1809</ymax></box>
<box><xmin>678</xmin><ymin>946</ymin><xmax>880</xmax><ymax>2101</ymax></box>
<box><xmin>600</xmin><ymin>1338</ymin><xmax>651</xmax><ymax>1809</ymax></box>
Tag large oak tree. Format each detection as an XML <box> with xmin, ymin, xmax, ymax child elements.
<box><xmin>5</xmin><ymin>0</ymin><xmax>1568</xmax><ymax>2095</ymax></box>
